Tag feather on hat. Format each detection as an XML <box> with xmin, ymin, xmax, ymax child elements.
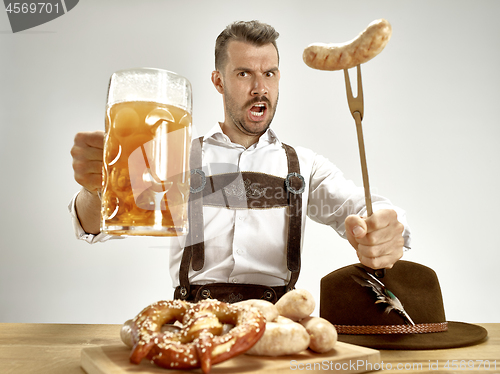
<box><xmin>320</xmin><ymin>261</ymin><xmax>487</xmax><ymax>350</ymax></box>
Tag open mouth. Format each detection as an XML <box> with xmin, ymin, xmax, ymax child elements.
<box><xmin>248</xmin><ymin>103</ymin><xmax>267</xmax><ymax>121</ymax></box>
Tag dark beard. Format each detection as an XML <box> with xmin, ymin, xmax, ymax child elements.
<box><xmin>225</xmin><ymin>94</ymin><xmax>279</xmax><ymax>136</ymax></box>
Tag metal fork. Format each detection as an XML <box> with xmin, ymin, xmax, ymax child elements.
<box><xmin>344</xmin><ymin>65</ymin><xmax>373</xmax><ymax>216</ymax></box>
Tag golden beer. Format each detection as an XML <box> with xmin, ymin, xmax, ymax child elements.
<box><xmin>101</xmin><ymin>100</ymin><xmax>192</xmax><ymax>236</ymax></box>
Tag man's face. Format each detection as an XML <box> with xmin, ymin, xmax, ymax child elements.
<box><xmin>216</xmin><ymin>40</ymin><xmax>280</xmax><ymax>138</ymax></box>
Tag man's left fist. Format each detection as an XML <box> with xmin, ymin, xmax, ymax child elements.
<box><xmin>345</xmin><ymin>209</ymin><xmax>404</xmax><ymax>269</ymax></box>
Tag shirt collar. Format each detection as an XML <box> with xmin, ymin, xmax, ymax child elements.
<box><xmin>203</xmin><ymin>122</ymin><xmax>281</xmax><ymax>149</ymax></box>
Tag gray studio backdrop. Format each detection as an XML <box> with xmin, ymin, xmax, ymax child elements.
<box><xmin>1</xmin><ymin>0</ymin><xmax>499</xmax><ymax>324</ymax></box>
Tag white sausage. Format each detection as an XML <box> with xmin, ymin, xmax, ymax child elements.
<box><xmin>275</xmin><ymin>315</ymin><xmax>295</xmax><ymax>324</ymax></box>
<box><xmin>275</xmin><ymin>289</ymin><xmax>315</xmax><ymax>321</ymax></box>
<box><xmin>234</xmin><ymin>299</ymin><xmax>279</xmax><ymax>322</ymax></box>
<box><xmin>245</xmin><ymin>316</ymin><xmax>310</xmax><ymax>356</ymax></box>
<box><xmin>120</xmin><ymin>319</ymin><xmax>134</xmax><ymax>348</ymax></box>
<box><xmin>299</xmin><ymin>316</ymin><xmax>338</xmax><ymax>353</ymax></box>
<box><xmin>303</xmin><ymin>19</ymin><xmax>392</xmax><ymax>71</ymax></box>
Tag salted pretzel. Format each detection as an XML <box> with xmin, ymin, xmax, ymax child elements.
<box><xmin>125</xmin><ymin>299</ymin><xmax>266</xmax><ymax>374</ymax></box>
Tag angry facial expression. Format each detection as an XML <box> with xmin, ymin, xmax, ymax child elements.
<box><xmin>213</xmin><ymin>40</ymin><xmax>280</xmax><ymax>141</ymax></box>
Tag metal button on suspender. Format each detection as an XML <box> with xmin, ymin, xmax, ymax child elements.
<box><xmin>190</xmin><ymin>169</ymin><xmax>206</xmax><ymax>193</ymax></box>
<box><xmin>285</xmin><ymin>172</ymin><xmax>305</xmax><ymax>195</ymax></box>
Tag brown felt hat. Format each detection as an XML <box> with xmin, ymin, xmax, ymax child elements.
<box><xmin>320</xmin><ymin>260</ymin><xmax>487</xmax><ymax>350</ymax></box>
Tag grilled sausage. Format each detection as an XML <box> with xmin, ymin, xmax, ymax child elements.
<box><xmin>303</xmin><ymin>19</ymin><xmax>392</xmax><ymax>71</ymax></box>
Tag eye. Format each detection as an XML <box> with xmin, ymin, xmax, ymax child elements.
<box><xmin>238</xmin><ymin>71</ymin><xmax>249</xmax><ymax>77</ymax></box>
<box><xmin>265</xmin><ymin>70</ymin><xmax>279</xmax><ymax>78</ymax></box>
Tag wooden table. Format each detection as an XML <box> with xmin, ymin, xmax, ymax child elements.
<box><xmin>0</xmin><ymin>323</ymin><xmax>498</xmax><ymax>373</ymax></box>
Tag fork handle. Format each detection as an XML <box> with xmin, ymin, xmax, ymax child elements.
<box><xmin>354</xmin><ymin>111</ymin><xmax>373</xmax><ymax>216</ymax></box>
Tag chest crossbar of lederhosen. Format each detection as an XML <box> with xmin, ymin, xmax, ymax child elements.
<box><xmin>178</xmin><ymin>137</ymin><xmax>306</xmax><ymax>292</ymax></box>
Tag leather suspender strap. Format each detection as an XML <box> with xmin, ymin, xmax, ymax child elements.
<box><xmin>282</xmin><ymin>144</ymin><xmax>303</xmax><ymax>292</ymax></box>
<box><xmin>189</xmin><ymin>137</ymin><xmax>205</xmax><ymax>271</ymax></box>
<box><xmin>178</xmin><ymin>137</ymin><xmax>205</xmax><ymax>299</ymax></box>
<box><xmin>176</xmin><ymin>140</ymin><xmax>304</xmax><ymax>300</ymax></box>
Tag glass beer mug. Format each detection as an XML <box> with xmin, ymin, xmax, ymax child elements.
<box><xmin>101</xmin><ymin>68</ymin><xmax>192</xmax><ymax>236</ymax></box>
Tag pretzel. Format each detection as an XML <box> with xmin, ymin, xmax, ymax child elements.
<box><xmin>303</xmin><ymin>19</ymin><xmax>392</xmax><ymax>71</ymax></box>
<box><xmin>125</xmin><ymin>299</ymin><xmax>265</xmax><ymax>374</ymax></box>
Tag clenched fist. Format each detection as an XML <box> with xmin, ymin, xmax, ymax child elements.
<box><xmin>70</xmin><ymin>131</ymin><xmax>105</xmax><ymax>193</ymax></box>
<box><xmin>345</xmin><ymin>209</ymin><xmax>404</xmax><ymax>269</ymax></box>
<box><xmin>70</xmin><ymin>131</ymin><xmax>105</xmax><ymax>234</ymax></box>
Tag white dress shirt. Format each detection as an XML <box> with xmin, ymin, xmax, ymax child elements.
<box><xmin>69</xmin><ymin>123</ymin><xmax>411</xmax><ymax>288</ymax></box>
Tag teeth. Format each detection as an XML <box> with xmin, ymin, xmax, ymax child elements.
<box><xmin>250</xmin><ymin>103</ymin><xmax>265</xmax><ymax>117</ymax></box>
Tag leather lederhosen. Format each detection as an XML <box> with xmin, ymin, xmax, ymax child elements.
<box><xmin>173</xmin><ymin>137</ymin><xmax>305</xmax><ymax>304</ymax></box>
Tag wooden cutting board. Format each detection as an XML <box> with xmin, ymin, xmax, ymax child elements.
<box><xmin>81</xmin><ymin>342</ymin><xmax>380</xmax><ymax>374</ymax></box>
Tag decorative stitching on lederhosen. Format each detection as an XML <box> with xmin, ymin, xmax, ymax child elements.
<box><xmin>176</xmin><ymin>137</ymin><xmax>304</xmax><ymax>300</ymax></box>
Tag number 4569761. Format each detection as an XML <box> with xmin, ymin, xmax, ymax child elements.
<box><xmin>5</xmin><ymin>3</ymin><xmax>62</xmax><ymax>14</ymax></box>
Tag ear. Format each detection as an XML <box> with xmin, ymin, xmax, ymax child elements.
<box><xmin>211</xmin><ymin>70</ymin><xmax>224</xmax><ymax>94</ymax></box>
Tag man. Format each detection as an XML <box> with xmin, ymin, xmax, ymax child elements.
<box><xmin>70</xmin><ymin>20</ymin><xmax>410</xmax><ymax>303</ymax></box>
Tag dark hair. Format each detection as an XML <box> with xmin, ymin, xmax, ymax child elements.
<box><xmin>215</xmin><ymin>20</ymin><xmax>280</xmax><ymax>71</ymax></box>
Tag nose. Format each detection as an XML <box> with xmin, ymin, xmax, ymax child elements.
<box><xmin>251</xmin><ymin>76</ymin><xmax>268</xmax><ymax>96</ymax></box>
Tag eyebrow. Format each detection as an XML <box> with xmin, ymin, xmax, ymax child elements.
<box><xmin>233</xmin><ymin>66</ymin><xmax>279</xmax><ymax>73</ymax></box>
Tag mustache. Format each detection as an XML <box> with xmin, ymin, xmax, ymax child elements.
<box><xmin>245</xmin><ymin>96</ymin><xmax>272</xmax><ymax>108</ymax></box>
